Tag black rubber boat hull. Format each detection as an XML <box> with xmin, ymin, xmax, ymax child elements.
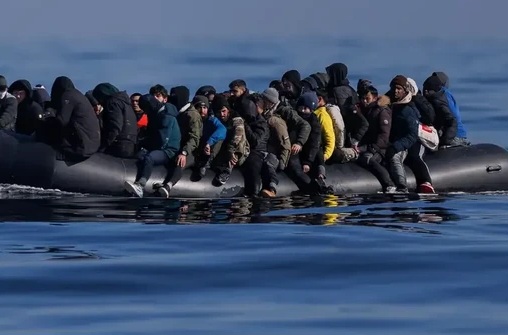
<box><xmin>0</xmin><ymin>131</ymin><xmax>507</xmax><ymax>197</ymax></box>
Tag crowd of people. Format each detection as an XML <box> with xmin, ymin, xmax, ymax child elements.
<box><xmin>0</xmin><ymin>63</ymin><xmax>469</xmax><ymax>198</ymax></box>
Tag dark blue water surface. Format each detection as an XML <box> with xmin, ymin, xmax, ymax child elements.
<box><xmin>1</xmin><ymin>37</ymin><xmax>508</xmax><ymax>334</ymax></box>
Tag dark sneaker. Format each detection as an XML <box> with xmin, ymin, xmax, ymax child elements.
<box><xmin>214</xmin><ymin>171</ymin><xmax>231</xmax><ymax>185</ymax></box>
<box><xmin>152</xmin><ymin>182</ymin><xmax>164</xmax><ymax>190</ymax></box>
<box><xmin>396</xmin><ymin>187</ymin><xmax>409</xmax><ymax>193</ymax></box>
<box><xmin>124</xmin><ymin>181</ymin><xmax>144</xmax><ymax>198</ymax></box>
<box><xmin>157</xmin><ymin>184</ymin><xmax>172</xmax><ymax>198</ymax></box>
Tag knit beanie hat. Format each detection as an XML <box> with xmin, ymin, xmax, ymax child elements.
<box><xmin>169</xmin><ymin>86</ymin><xmax>190</xmax><ymax>111</ymax></box>
<box><xmin>261</xmin><ymin>87</ymin><xmax>280</xmax><ymax>105</ymax></box>
<box><xmin>297</xmin><ymin>91</ymin><xmax>319</xmax><ymax>110</ymax></box>
<box><xmin>192</xmin><ymin>95</ymin><xmax>209</xmax><ymax>108</ymax></box>
<box><xmin>390</xmin><ymin>75</ymin><xmax>408</xmax><ymax>89</ymax></box>
<box><xmin>406</xmin><ymin>78</ymin><xmax>418</xmax><ymax>96</ymax></box>
<box><xmin>423</xmin><ymin>75</ymin><xmax>443</xmax><ymax>93</ymax></box>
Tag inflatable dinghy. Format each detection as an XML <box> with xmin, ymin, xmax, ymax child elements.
<box><xmin>0</xmin><ymin>131</ymin><xmax>507</xmax><ymax>197</ymax></box>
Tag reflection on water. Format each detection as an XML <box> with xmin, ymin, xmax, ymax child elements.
<box><xmin>0</xmin><ymin>192</ymin><xmax>462</xmax><ymax>234</ymax></box>
<box><xmin>5</xmin><ymin>245</ymin><xmax>103</xmax><ymax>260</ymax></box>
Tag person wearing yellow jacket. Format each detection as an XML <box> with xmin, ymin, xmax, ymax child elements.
<box><xmin>312</xmin><ymin>92</ymin><xmax>335</xmax><ymax>162</ymax></box>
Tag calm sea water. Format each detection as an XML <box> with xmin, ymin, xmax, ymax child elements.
<box><xmin>1</xmin><ymin>37</ymin><xmax>508</xmax><ymax>334</ymax></box>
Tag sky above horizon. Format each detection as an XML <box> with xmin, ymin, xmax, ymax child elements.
<box><xmin>3</xmin><ymin>0</ymin><xmax>507</xmax><ymax>41</ymax></box>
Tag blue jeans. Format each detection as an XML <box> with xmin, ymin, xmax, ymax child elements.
<box><xmin>137</xmin><ymin>150</ymin><xmax>170</xmax><ymax>186</ymax></box>
<box><xmin>388</xmin><ymin>150</ymin><xmax>408</xmax><ymax>189</ymax></box>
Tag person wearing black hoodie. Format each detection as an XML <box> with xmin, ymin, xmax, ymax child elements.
<box><xmin>39</xmin><ymin>76</ymin><xmax>100</xmax><ymax>161</ymax></box>
<box><xmin>195</xmin><ymin>85</ymin><xmax>216</xmax><ymax>105</ymax></box>
<box><xmin>92</xmin><ymin>83</ymin><xmax>138</xmax><ymax>158</ymax></box>
<box><xmin>280</xmin><ymin>70</ymin><xmax>302</xmax><ymax>108</ymax></box>
<box><xmin>32</xmin><ymin>85</ymin><xmax>51</xmax><ymax>109</ymax></box>
<box><xmin>325</xmin><ymin>63</ymin><xmax>359</xmax><ymax>110</ymax></box>
<box><xmin>422</xmin><ymin>75</ymin><xmax>459</xmax><ymax>147</ymax></box>
<box><xmin>8</xmin><ymin>79</ymin><xmax>44</xmax><ymax>135</ymax></box>
<box><xmin>0</xmin><ymin>75</ymin><xmax>17</xmax><ymax>131</ymax></box>
<box><xmin>228</xmin><ymin>79</ymin><xmax>269</xmax><ymax>196</ymax></box>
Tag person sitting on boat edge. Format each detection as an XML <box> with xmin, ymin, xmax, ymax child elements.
<box><xmin>312</xmin><ymin>90</ymin><xmax>336</xmax><ymax>165</ymax></box>
<box><xmin>405</xmin><ymin>78</ymin><xmax>435</xmax><ymax>194</ymax></box>
<box><xmin>271</xmin><ymin>87</ymin><xmax>311</xmax><ymax>164</ymax></box>
<box><xmin>92</xmin><ymin>82</ymin><xmax>138</xmax><ymax>158</ymax></box>
<box><xmin>8</xmin><ymin>79</ymin><xmax>44</xmax><ymax>136</ymax></box>
<box><xmin>428</xmin><ymin>72</ymin><xmax>469</xmax><ymax>147</ymax></box>
<box><xmin>256</xmin><ymin>88</ymin><xmax>291</xmax><ymax>197</ymax></box>
<box><xmin>280</xmin><ymin>69</ymin><xmax>302</xmax><ymax>109</ymax></box>
<box><xmin>211</xmin><ymin>94</ymin><xmax>250</xmax><ymax>186</ymax></box>
<box><xmin>287</xmin><ymin>91</ymin><xmax>331</xmax><ymax>194</ymax></box>
<box><xmin>32</xmin><ymin>84</ymin><xmax>50</xmax><ymax>109</ymax></box>
<box><xmin>171</xmin><ymin>85</ymin><xmax>202</xmax><ymax>169</ymax></box>
<box><xmin>356</xmin><ymin>85</ymin><xmax>396</xmax><ymax>193</ymax></box>
<box><xmin>315</xmin><ymin>89</ymin><xmax>356</xmax><ymax>164</ymax></box>
<box><xmin>0</xmin><ymin>75</ymin><xmax>18</xmax><ymax>132</ymax></box>
<box><xmin>130</xmin><ymin>92</ymin><xmax>147</xmax><ymax>143</ymax></box>
<box><xmin>228</xmin><ymin>79</ymin><xmax>270</xmax><ymax>196</ymax></box>
<box><xmin>124</xmin><ymin>94</ymin><xmax>181</xmax><ymax>198</ymax></box>
<box><xmin>191</xmin><ymin>95</ymin><xmax>227</xmax><ymax>180</ymax></box>
<box><xmin>325</xmin><ymin>62</ymin><xmax>359</xmax><ymax>111</ymax></box>
<box><xmin>385</xmin><ymin>75</ymin><xmax>419</xmax><ymax>193</ymax></box>
<box><xmin>38</xmin><ymin>76</ymin><xmax>100</xmax><ymax>161</ymax></box>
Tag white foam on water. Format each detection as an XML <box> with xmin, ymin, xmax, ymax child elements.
<box><xmin>0</xmin><ymin>183</ymin><xmax>86</xmax><ymax>199</ymax></box>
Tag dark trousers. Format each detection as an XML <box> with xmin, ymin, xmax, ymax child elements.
<box><xmin>357</xmin><ymin>151</ymin><xmax>394</xmax><ymax>189</ymax></box>
<box><xmin>241</xmin><ymin>150</ymin><xmax>264</xmax><ymax>196</ymax></box>
<box><xmin>405</xmin><ymin>143</ymin><xmax>432</xmax><ymax>185</ymax></box>
<box><xmin>137</xmin><ymin>150</ymin><xmax>170</xmax><ymax>186</ymax></box>
<box><xmin>195</xmin><ymin>141</ymin><xmax>223</xmax><ymax>169</ymax></box>
<box><xmin>285</xmin><ymin>155</ymin><xmax>312</xmax><ymax>191</ymax></box>
<box><xmin>105</xmin><ymin>141</ymin><xmax>136</xmax><ymax>159</ymax></box>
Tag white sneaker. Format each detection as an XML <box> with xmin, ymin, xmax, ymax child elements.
<box><xmin>124</xmin><ymin>181</ymin><xmax>144</xmax><ymax>198</ymax></box>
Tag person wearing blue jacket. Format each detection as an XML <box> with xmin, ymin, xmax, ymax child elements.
<box><xmin>124</xmin><ymin>94</ymin><xmax>181</xmax><ymax>198</ymax></box>
<box><xmin>385</xmin><ymin>75</ymin><xmax>419</xmax><ymax>193</ymax></box>
<box><xmin>429</xmin><ymin>72</ymin><xmax>469</xmax><ymax>147</ymax></box>
<box><xmin>192</xmin><ymin>95</ymin><xmax>227</xmax><ymax>179</ymax></box>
